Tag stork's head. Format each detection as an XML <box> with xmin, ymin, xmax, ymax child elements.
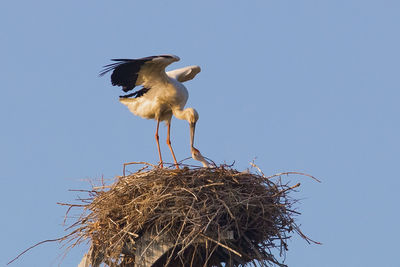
<box><xmin>191</xmin><ymin>146</ymin><xmax>210</xmax><ymax>167</ymax></box>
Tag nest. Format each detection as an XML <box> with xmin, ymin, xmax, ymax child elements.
<box><xmin>61</xmin><ymin>164</ymin><xmax>317</xmax><ymax>267</ymax></box>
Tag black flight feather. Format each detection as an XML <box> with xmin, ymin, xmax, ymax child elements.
<box><xmin>100</xmin><ymin>55</ymin><xmax>175</xmax><ymax>92</ymax></box>
<box><xmin>119</xmin><ymin>87</ymin><xmax>150</xmax><ymax>98</ymax></box>
<box><xmin>100</xmin><ymin>59</ymin><xmax>146</xmax><ymax>92</ymax></box>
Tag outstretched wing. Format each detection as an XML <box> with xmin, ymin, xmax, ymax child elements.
<box><xmin>100</xmin><ymin>55</ymin><xmax>180</xmax><ymax>92</ymax></box>
<box><xmin>166</xmin><ymin>65</ymin><xmax>201</xmax><ymax>83</ymax></box>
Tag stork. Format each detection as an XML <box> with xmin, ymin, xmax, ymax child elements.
<box><xmin>100</xmin><ymin>54</ymin><xmax>209</xmax><ymax>168</ymax></box>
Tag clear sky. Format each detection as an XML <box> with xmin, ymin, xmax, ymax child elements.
<box><xmin>1</xmin><ymin>1</ymin><xmax>399</xmax><ymax>266</ymax></box>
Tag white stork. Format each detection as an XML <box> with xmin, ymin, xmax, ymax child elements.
<box><xmin>100</xmin><ymin>54</ymin><xmax>209</xmax><ymax>168</ymax></box>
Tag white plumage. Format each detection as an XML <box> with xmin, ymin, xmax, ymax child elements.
<box><xmin>100</xmin><ymin>55</ymin><xmax>209</xmax><ymax>168</ymax></box>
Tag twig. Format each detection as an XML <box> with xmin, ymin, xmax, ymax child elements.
<box><xmin>7</xmin><ymin>236</ymin><xmax>70</xmax><ymax>265</ymax></box>
<box><xmin>123</xmin><ymin>161</ymin><xmax>157</xmax><ymax>176</ymax></box>
<box><xmin>199</xmin><ymin>234</ymin><xmax>242</xmax><ymax>257</ymax></box>
<box><xmin>272</xmin><ymin>183</ymin><xmax>301</xmax><ymax>197</ymax></box>
<box><xmin>265</xmin><ymin>171</ymin><xmax>321</xmax><ymax>183</ymax></box>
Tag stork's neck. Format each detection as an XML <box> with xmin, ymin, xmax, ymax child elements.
<box><xmin>172</xmin><ymin>107</ymin><xmax>198</xmax><ymax>124</ymax></box>
<box><xmin>172</xmin><ymin>108</ymin><xmax>185</xmax><ymax>121</ymax></box>
<box><xmin>173</xmin><ymin>107</ymin><xmax>209</xmax><ymax>167</ymax></box>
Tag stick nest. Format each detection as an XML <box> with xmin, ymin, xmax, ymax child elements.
<box><xmin>62</xmin><ymin>164</ymin><xmax>316</xmax><ymax>267</ymax></box>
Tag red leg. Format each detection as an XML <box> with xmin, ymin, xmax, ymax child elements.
<box><xmin>166</xmin><ymin>121</ymin><xmax>179</xmax><ymax>169</ymax></box>
<box><xmin>155</xmin><ymin>120</ymin><xmax>163</xmax><ymax>168</ymax></box>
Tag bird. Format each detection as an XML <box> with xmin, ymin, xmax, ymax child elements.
<box><xmin>100</xmin><ymin>54</ymin><xmax>209</xmax><ymax>168</ymax></box>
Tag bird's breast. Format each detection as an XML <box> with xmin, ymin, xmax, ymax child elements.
<box><xmin>119</xmin><ymin>79</ymin><xmax>189</xmax><ymax>121</ymax></box>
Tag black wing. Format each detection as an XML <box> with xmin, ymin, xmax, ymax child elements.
<box><xmin>100</xmin><ymin>55</ymin><xmax>178</xmax><ymax>92</ymax></box>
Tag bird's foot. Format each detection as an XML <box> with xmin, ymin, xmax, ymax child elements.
<box><xmin>158</xmin><ymin>162</ymin><xmax>164</xmax><ymax>168</ymax></box>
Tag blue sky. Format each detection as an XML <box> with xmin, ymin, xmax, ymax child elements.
<box><xmin>1</xmin><ymin>1</ymin><xmax>399</xmax><ymax>266</ymax></box>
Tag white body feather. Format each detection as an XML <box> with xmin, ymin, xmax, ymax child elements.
<box><xmin>119</xmin><ymin>66</ymin><xmax>199</xmax><ymax>122</ymax></box>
